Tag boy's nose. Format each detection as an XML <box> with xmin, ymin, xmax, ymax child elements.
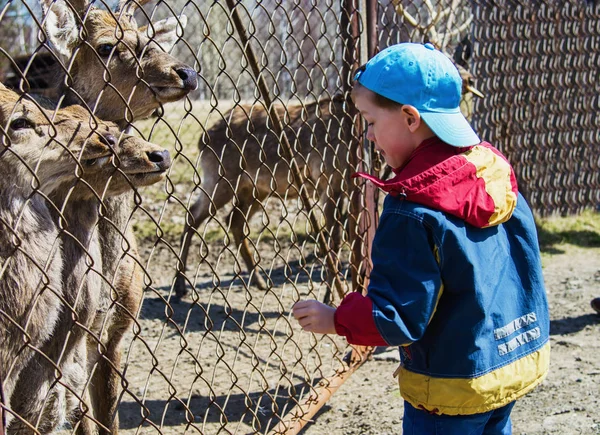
<box><xmin>366</xmin><ymin>126</ymin><xmax>375</xmax><ymax>142</ymax></box>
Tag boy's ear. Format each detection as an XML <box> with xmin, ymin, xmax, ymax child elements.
<box><xmin>402</xmin><ymin>105</ymin><xmax>422</xmax><ymax>132</ymax></box>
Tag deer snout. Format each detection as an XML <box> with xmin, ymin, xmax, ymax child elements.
<box><xmin>147</xmin><ymin>149</ymin><xmax>171</xmax><ymax>171</ymax></box>
<box><xmin>175</xmin><ymin>67</ymin><xmax>198</xmax><ymax>91</ymax></box>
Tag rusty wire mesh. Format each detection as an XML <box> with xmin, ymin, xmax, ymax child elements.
<box><xmin>470</xmin><ymin>1</ymin><xmax>600</xmax><ymax>216</ymax></box>
<box><xmin>0</xmin><ymin>0</ymin><xmax>599</xmax><ymax>434</ymax></box>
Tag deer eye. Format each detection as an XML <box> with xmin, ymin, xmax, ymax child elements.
<box><xmin>97</xmin><ymin>43</ymin><xmax>115</xmax><ymax>57</ymax></box>
<box><xmin>10</xmin><ymin>118</ymin><xmax>35</xmax><ymax>130</ymax></box>
<box><xmin>84</xmin><ymin>156</ymin><xmax>110</xmax><ymax>167</ymax></box>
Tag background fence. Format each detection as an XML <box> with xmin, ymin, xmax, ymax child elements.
<box><xmin>0</xmin><ymin>0</ymin><xmax>599</xmax><ymax>434</ymax></box>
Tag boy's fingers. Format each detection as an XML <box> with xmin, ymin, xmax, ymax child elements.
<box><xmin>292</xmin><ymin>300</ymin><xmax>317</xmax><ymax>318</ymax></box>
<box><xmin>293</xmin><ymin>300</ymin><xmax>312</xmax><ymax>310</ymax></box>
<box><xmin>293</xmin><ymin>311</ymin><xmax>306</xmax><ymax>321</ymax></box>
<box><xmin>298</xmin><ymin>317</ymin><xmax>309</xmax><ymax>327</ymax></box>
<box><xmin>292</xmin><ymin>305</ymin><xmax>307</xmax><ymax>319</ymax></box>
<box><xmin>297</xmin><ymin>317</ymin><xmax>313</xmax><ymax>330</ymax></box>
<box><xmin>293</xmin><ymin>300</ymin><xmax>335</xmax><ymax>335</ymax></box>
<box><xmin>296</xmin><ymin>310</ymin><xmax>313</xmax><ymax>322</ymax></box>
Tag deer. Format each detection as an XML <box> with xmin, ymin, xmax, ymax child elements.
<box><xmin>0</xmin><ymin>82</ymin><xmax>171</xmax><ymax>433</ymax></box>
<box><xmin>3</xmin><ymin>84</ymin><xmax>171</xmax><ymax>434</ymax></box>
<box><xmin>0</xmin><ymin>82</ymin><xmax>66</xmax><ymax>432</ymax></box>
<box><xmin>174</xmin><ymin>95</ymin><xmax>355</xmax><ymax>298</ymax></box>
<box><xmin>174</xmin><ymin>1</ymin><xmax>484</xmax><ymax>299</ymax></box>
<box><xmin>29</xmin><ymin>0</ymin><xmax>198</xmax><ymax>125</ymax></box>
<box><xmin>3</xmin><ymin>0</ymin><xmax>198</xmax><ymax>432</ymax></box>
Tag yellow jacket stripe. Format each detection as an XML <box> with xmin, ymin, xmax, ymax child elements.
<box><xmin>397</xmin><ymin>342</ymin><xmax>550</xmax><ymax>415</ymax></box>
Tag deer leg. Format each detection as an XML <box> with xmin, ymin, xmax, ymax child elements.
<box><xmin>73</xmin><ymin>396</ymin><xmax>98</xmax><ymax>435</ymax></box>
<box><xmin>93</xmin><ymin>292</ymin><xmax>141</xmax><ymax>435</ymax></box>
<box><xmin>8</xmin><ymin>332</ymin><xmax>87</xmax><ymax>434</ymax></box>
<box><xmin>86</xmin><ymin>336</ymin><xmax>123</xmax><ymax>435</ymax></box>
<box><xmin>90</xmin><ymin>246</ymin><xmax>143</xmax><ymax>435</ymax></box>
<box><xmin>89</xmin><ymin>205</ymin><xmax>142</xmax><ymax>434</ymax></box>
<box><xmin>175</xmin><ymin>183</ymin><xmax>234</xmax><ymax>299</ymax></box>
<box><xmin>229</xmin><ymin>198</ymin><xmax>268</xmax><ymax>290</ymax></box>
<box><xmin>175</xmin><ymin>198</ymin><xmax>208</xmax><ymax>298</ymax></box>
<box><xmin>324</xmin><ymin>193</ymin><xmax>344</xmax><ymax>258</ymax></box>
<box><xmin>7</xmin><ymin>384</ymin><xmax>66</xmax><ymax>435</ymax></box>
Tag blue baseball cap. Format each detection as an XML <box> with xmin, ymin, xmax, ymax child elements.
<box><xmin>354</xmin><ymin>42</ymin><xmax>480</xmax><ymax>147</ymax></box>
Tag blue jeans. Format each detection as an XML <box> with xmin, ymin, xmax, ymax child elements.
<box><xmin>402</xmin><ymin>400</ymin><xmax>516</xmax><ymax>435</ymax></box>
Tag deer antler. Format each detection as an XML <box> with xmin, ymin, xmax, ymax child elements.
<box><xmin>392</xmin><ymin>0</ymin><xmax>484</xmax><ymax>99</ymax></box>
<box><xmin>116</xmin><ymin>0</ymin><xmax>153</xmax><ymax>21</ymax></box>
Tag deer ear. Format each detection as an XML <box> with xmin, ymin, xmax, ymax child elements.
<box><xmin>43</xmin><ymin>1</ymin><xmax>81</xmax><ymax>58</ymax></box>
<box><xmin>145</xmin><ymin>15</ymin><xmax>187</xmax><ymax>52</ymax></box>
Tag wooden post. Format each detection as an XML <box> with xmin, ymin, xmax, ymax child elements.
<box><xmin>343</xmin><ymin>0</ymin><xmax>368</xmax><ymax>294</ymax></box>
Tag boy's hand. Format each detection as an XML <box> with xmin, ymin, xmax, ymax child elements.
<box><xmin>292</xmin><ymin>300</ymin><xmax>337</xmax><ymax>335</ymax></box>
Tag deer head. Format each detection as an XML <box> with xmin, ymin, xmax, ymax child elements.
<box><xmin>41</xmin><ymin>0</ymin><xmax>198</xmax><ymax>127</ymax></box>
<box><xmin>0</xmin><ymin>82</ymin><xmax>171</xmax><ymax>202</ymax></box>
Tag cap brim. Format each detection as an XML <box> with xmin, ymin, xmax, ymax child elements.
<box><xmin>420</xmin><ymin>111</ymin><xmax>481</xmax><ymax>147</ymax></box>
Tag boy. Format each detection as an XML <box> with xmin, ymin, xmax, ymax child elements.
<box><xmin>292</xmin><ymin>43</ymin><xmax>550</xmax><ymax>434</ymax></box>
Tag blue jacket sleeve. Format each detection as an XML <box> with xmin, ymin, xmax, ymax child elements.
<box><xmin>367</xmin><ymin>208</ymin><xmax>443</xmax><ymax>346</ymax></box>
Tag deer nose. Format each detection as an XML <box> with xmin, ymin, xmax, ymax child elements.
<box><xmin>147</xmin><ymin>149</ymin><xmax>171</xmax><ymax>171</ymax></box>
<box><xmin>175</xmin><ymin>66</ymin><xmax>198</xmax><ymax>91</ymax></box>
<box><xmin>100</xmin><ymin>133</ymin><xmax>118</xmax><ymax>147</ymax></box>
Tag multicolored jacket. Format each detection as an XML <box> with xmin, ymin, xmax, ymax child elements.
<box><xmin>335</xmin><ymin>137</ymin><xmax>550</xmax><ymax>415</ymax></box>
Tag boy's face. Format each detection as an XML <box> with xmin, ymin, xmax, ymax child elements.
<box><xmin>353</xmin><ymin>87</ymin><xmax>421</xmax><ymax>169</ymax></box>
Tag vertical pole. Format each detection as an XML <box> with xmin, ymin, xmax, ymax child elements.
<box><xmin>366</xmin><ymin>0</ymin><xmax>378</xmax><ymax>56</ymax></box>
<box><xmin>357</xmin><ymin>0</ymin><xmax>380</xmax><ymax>292</ymax></box>
<box><xmin>343</xmin><ymin>0</ymin><xmax>367</xmax><ymax>294</ymax></box>
<box><xmin>346</xmin><ymin>0</ymin><xmax>380</xmax><ymax>296</ymax></box>
<box><xmin>346</xmin><ymin>0</ymin><xmax>380</xmax><ymax>374</ymax></box>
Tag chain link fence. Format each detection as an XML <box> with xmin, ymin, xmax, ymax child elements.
<box><xmin>0</xmin><ymin>0</ymin><xmax>599</xmax><ymax>434</ymax></box>
<box><xmin>470</xmin><ymin>1</ymin><xmax>600</xmax><ymax>216</ymax></box>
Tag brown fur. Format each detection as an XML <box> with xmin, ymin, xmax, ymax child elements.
<box><xmin>44</xmin><ymin>5</ymin><xmax>197</xmax><ymax>125</ymax></box>
<box><xmin>0</xmin><ymin>83</ymin><xmax>171</xmax><ymax>434</ymax></box>
<box><xmin>175</xmin><ymin>96</ymin><xmax>354</xmax><ymax>296</ymax></box>
<box><xmin>22</xmin><ymin>1</ymin><xmax>198</xmax><ymax>433</ymax></box>
<box><xmin>0</xmin><ymin>83</ymin><xmax>67</xmax><ymax>430</ymax></box>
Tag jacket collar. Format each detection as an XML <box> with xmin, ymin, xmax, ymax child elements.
<box><xmin>353</xmin><ymin>138</ymin><xmax>519</xmax><ymax>228</ymax></box>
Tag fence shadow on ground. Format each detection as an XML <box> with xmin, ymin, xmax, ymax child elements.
<box><xmin>117</xmin><ymin>381</ymin><xmax>315</xmax><ymax>431</ymax></box>
<box><xmin>140</xmin><ymin>292</ymin><xmax>284</xmax><ymax>334</ymax></box>
<box><xmin>139</xmin><ymin>256</ymin><xmax>342</xmax><ymax>331</ymax></box>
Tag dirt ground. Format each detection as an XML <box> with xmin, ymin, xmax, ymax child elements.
<box><xmin>101</xmin><ymin>111</ymin><xmax>600</xmax><ymax>435</ymax></box>
<box><xmin>299</xmin><ymin>245</ymin><xmax>600</xmax><ymax>435</ymax></box>
<box><xmin>109</xmin><ymin>203</ymin><xmax>600</xmax><ymax>435</ymax></box>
